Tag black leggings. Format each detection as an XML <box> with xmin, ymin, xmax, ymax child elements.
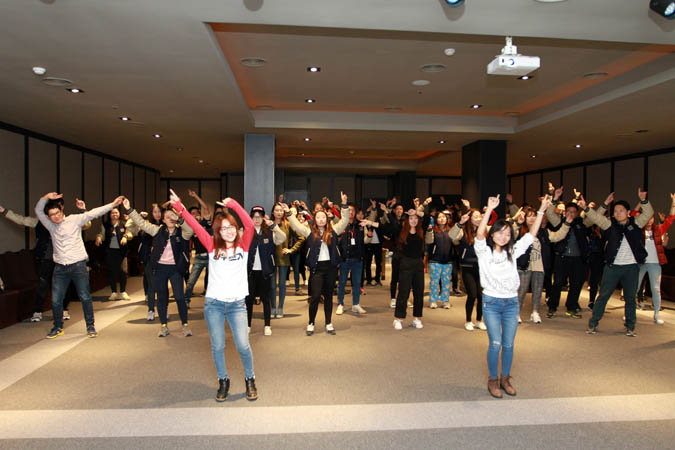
<box><xmin>395</xmin><ymin>256</ymin><xmax>424</xmax><ymax>319</ymax></box>
<box><xmin>246</xmin><ymin>270</ymin><xmax>272</xmax><ymax>327</ymax></box>
<box><xmin>308</xmin><ymin>261</ymin><xmax>336</xmax><ymax>325</ymax></box>
<box><xmin>390</xmin><ymin>254</ymin><xmax>401</xmax><ymax>299</ymax></box>
<box><xmin>461</xmin><ymin>264</ymin><xmax>482</xmax><ymax>322</ymax></box>
<box><xmin>105</xmin><ymin>248</ymin><xmax>127</xmax><ymax>293</ymax></box>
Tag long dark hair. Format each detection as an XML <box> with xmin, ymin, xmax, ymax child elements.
<box><xmin>487</xmin><ymin>219</ymin><xmax>515</xmax><ymax>262</ymax></box>
<box><xmin>519</xmin><ymin>206</ymin><xmax>537</xmax><ymax>238</ymax></box>
<box><xmin>398</xmin><ymin>216</ymin><xmax>424</xmax><ymax>250</ymax></box>
<box><xmin>213</xmin><ymin>213</ymin><xmax>241</xmax><ymax>259</ymax></box>
<box><xmin>432</xmin><ymin>211</ymin><xmax>449</xmax><ymax>234</ymax></box>
<box><xmin>463</xmin><ymin>208</ymin><xmax>484</xmax><ymax>245</ymax></box>
<box><xmin>311</xmin><ymin>210</ymin><xmax>333</xmax><ymax>246</ymax></box>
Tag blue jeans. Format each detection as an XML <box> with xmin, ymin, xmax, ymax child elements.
<box><xmin>337</xmin><ymin>258</ymin><xmax>363</xmax><ymax>306</ymax></box>
<box><xmin>482</xmin><ymin>295</ymin><xmax>519</xmax><ymax>379</ymax></box>
<box><xmin>638</xmin><ymin>263</ymin><xmax>662</xmax><ymax>319</ymax></box>
<box><xmin>185</xmin><ymin>254</ymin><xmax>209</xmax><ymax>301</ymax></box>
<box><xmin>51</xmin><ymin>260</ymin><xmax>95</xmax><ymax>330</ymax></box>
<box><xmin>204</xmin><ymin>297</ymin><xmax>254</xmax><ymax>380</ymax></box>
<box><xmin>272</xmin><ymin>265</ymin><xmax>290</xmax><ymax>313</ymax></box>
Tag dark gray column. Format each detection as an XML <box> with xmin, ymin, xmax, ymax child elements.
<box><xmin>244</xmin><ymin>134</ymin><xmax>275</xmax><ymax>212</ymax></box>
<box><xmin>462</xmin><ymin>140</ymin><xmax>507</xmax><ymax>218</ymax></box>
<box><xmin>393</xmin><ymin>171</ymin><xmax>416</xmax><ymax>209</ymax></box>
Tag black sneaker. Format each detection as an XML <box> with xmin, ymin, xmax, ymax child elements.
<box><xmin>565</xmin><ymin>311</ymin><xmax>582</xmax><ymax>319</ymax></box>
<box><xmin>245</xmin><ymin>377</ymin><xmax>258</xmax><ymax>401</ymax></box>
<box><xmin>376</xmin><ymin>281</ymin><xmax>383</xmax><ymax>287</ymax></box>
<box><xmin>216</xmin><ymin>378</ymin><xmax>229</xmax><ymax>402</ymax></box>
<box><xmin>574</xmin><ymin>307</ymin><xmax>581</xmax><ymax>314</ymax></box>
<box><xmin>546</xmin><ymin>310</ymin><xmax>557</xmax><ymax>319</ymax></box>
<box><xmin>625</xmin><ymin>328</ymin><xmax>637</xmax><ymax>337</ymax></box>
<box><xmin>46</xmin><ymin>327</ymin><xmax>64</xmax><ymax>339</ymax></box>
<box><xmin>586</xmin><ymin>326</ymin><xmax>598</xmax><ymax>334</ymax></box>
<box><xmin>87</xmin><ymin>326</ymin><xmax>98</xmax><ymax>338</ymax></box>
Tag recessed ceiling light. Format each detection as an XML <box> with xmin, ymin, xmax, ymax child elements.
<box><xmin>304</xmin><ymin>137</ymin><xmax>311</xmax><ymax>142</ymax></box>
<box><xmin>153</xmin><ymin>133</ymin><xmax>161</xmax><ymax>138</ymax></box>
<box><xmin>412</xmin><ymin>79</ymin><xmax>431</xmax><ymax>86</ymax></box>
<box><xmin>504</xmin><ymin>111</ymin><xmax>520</xmax><ymax>117</ymax></box>
<box><xmin>583</xmin><ymin>72</ymin><xmax>609</xmax><ymax>80</ymax></box>
<box><xmin>32</xmin><ymin>66</ymin><xmax>47</xmax><ymax>75</ymax></box>
<box><xmin>471</xmin><ymin>104</ymin><xmax>482</xmax><ymax>109</ymax></box>
<box><xmin>126</xmin><ymin>121</ymin><xmax>145</xmax><ymax>127</ymax></box>
<box><xmin>420</xmin><ymin>64</ymin><xmax>446</xmax><ymax>73</ymax></box>
<box><xmin>255</xmin><ymin>105</ymin><xmax>274</xmax><ymax>110</ymax></box>
<box><xmin>305</xmin><ymin>98</ymin><xmax>316</xmax><ymax>103</ymax></box>
<box><xmin>240</xmin><ymin>57</ymin><xmax>267</xmax><ymax>67</ymax></box>
<box><xmin>348</xmin><ymin>150</ymin><xmax>355</xmax><ymax>155</ymax></box>
<box><xmin>575</xmin><ymin>144</ymin><xmax>582</xmax><ymax>148</ymax></box>
<box><xmin>518</xmin><ymin>75</ymin><xmax>533</xmax><ymax>80</ymax></box>
<box><xmin>444</xmin><ymin>48</ymin><xmax>456</xmax><ymax>56</ymax></box>
<box><xmin>300</xmin><ymin>153</ymin><xmax>305</xmax><ymax>156</ymax></box>
<box><xmin>169</xmin><ymin>169</ymin><xmax>174</xmax><ymax>174</ymax></box>
<box><xmin>307</xmin><ymin>66</ymin><xmax>321</xmax><ymax>72</ymax></box>
<box><xmin>438</xmin><ymin>140</ymin><xmax>446</xmax><ymax>144</ymax></box>
<box><xmin>42</xmin><ymin>77</ymin><xmax>73</xmax><ymax>87</ymax></box>
<box><xmin>531</xmin><ymin>154</ymin><xmax>537</xmax><ymax>158</ymax></box>
<box><xmin>66</xmin><ymin>88</ymin><xmax>84</xmax><ymax>93</ymax></box>
<box><xmin>119</xmin><ymin>116</ymin><xmax>131</xmax><ymax>121</ymax></box>
<box><xmin>198</xmin><ymin>160</ymin><xmax>204</xmax><ymax>164</ymax></box>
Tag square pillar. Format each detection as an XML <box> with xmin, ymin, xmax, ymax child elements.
<box><xmin>244</xmin><ymin>134</ymin><xmax>275</xmax><ymax>212</ymax></box>
<box><xmin>462</xmin><ymin>140</ymin><xmax>507</xmax><ymax>217</ymax></box>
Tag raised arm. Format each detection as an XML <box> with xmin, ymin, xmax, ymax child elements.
<box><xmin>332</xmin><ymin>192</ymin><xmax>351</xmax><ymax>235</ymax></box>
<box><xmin>173</xmin><ymin>199</ymin><xmax>213</xmax><ymax>253</ymax></box>
<box><xmin>476</xmin><ymin>196</ymin><xmax>499</xmax><ymax>241</ymax></box>
<box><xmin>577</xmin><ymin>196</ymin><xmax>611</xmax><ymax>230</ymax></box>
<box><xmin>633</xmin><ymin>188</ymin><xmax>653</xmax><ymax>229</ymax></box>
<box><xmin>657</xmin><ymin>193</ymin><xmax>675</xmax><ymax>235</ymax></box>
<box><xmin>75</xmin><ymin>196</ymin><xmax>124</xmax><ymax>227</ymax></box>
<box><xmin>2</xmin><ymin>207</ymin><xmax>39</xmax><ymax>228</ymax></box>
<box><xmin>268</xmin><ymin>219</ymin><xmax>287</xmax><ymax>245</ymax></box>
<box><xmin>529</xmin><ymin>196</ymin><xmax>551</xmax><ymax>238</ymax></box>
<box><xmin>122</xmin><ymin>198</ymin><xmax>161</xmax><ymax>236</ymax></box>
<box><xmin>548</xmin><ymin>223</ymin><xmax>571</xmax><ymax>243</ymax></box>
<box><xmin>35</xmin><ymin>194</ymin><xmax>61</xmax><ymax>232</ymax></box>
<box><xmin>188</xmin><ymin>189</ymin><xmax>212</xmax><ymax>221</ymax></box>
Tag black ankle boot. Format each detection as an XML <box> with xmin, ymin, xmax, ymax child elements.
<box><xmin>245</xmin><ymin>377</ymin><xmax>258</xmax><ymax>401</ymax></box>
<box><xmin>216</xmin><ymin>378</ymin><xmax>229</xmax><ymax>402</ymax></box>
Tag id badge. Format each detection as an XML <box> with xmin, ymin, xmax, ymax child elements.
<box><xmin>263</xmin><ymin>238</ymin><xmax>269</xmax><ymax>244</ymax></box>
<box><xmin>351</xmin><ymin>238</ymin><xmax>356</xmax><ymax>245</ymax></box>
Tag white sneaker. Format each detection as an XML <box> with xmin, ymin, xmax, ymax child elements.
<box><xmin>62</xmin><ymin>310</ymin><xmax>70</xmax><ymax>320</ymax></box>
<box><xmin>247</xmin><ymin>327</ymin><xmax>251</xmax><ymax>335</ymax></box>
<box><xmin>531</xmin><ymin>311</ymin><xmax>542</xmax><ymax>323</ymax></box>
<box><xmin>412</xmin><ymin>318</ymin><xmax>423</xmax><ymax>329</ymax></box>
<box><xmin>655</xmin><ymin>317</ymin><xmax>664</xmax><ymax>325</ymax></box>
<box><xmin>430</xmin><ymin>302</ymin><xmax>438</xmax><ymax>309</ymax></box>
<box><xmin>306</xmin><ymin>324</ymin><xmax>315</xmax><ymax>335</ymax></box>
<box><xmin>390</xmin><ymin>298</ymin><xmax>396</xmax><ymax>308</ymax></box>
<box><xmin>147</xmin><ymin>310</ymin><xmax>155</xmax><ymax>321</ymax></box>
<box><xmin>443</xmin><ymin>302</ymin><xmax>450</xmax><ymax>309</ymax></box>
<box><xmin>121</xmin><ymin>292</ymin><xmax>131</xmax><ymax>301</ymax></box>
<box><xmin>304</xmin><ymin>279</ymin><xmax>309</xmax><ymax>286</ymax></box>
<box><xmin>264</xmin><ymin>326</ymin><xmax>272</xmax><ymax>336</ymax></box>
<box><xmin>393</xmin><ymin>319</ymin><xmax>403</xmax><ymax>330</ymax></box>
<box><xmin>30</xmin><ymin>312</ymin><xmax>42</xmax><ymax>322</ymax></box>
<box><xmin>336</xmin><ymin>304</ymin><xmax>344</xmax><ymax>315</ymax></box>
<box><xmin>352</xmin><ymin>305</ymin><xmax>367</xmax><ymax>314</ymax></box>
<box><xmin>464</xmin><ymin>322</ymin><xmax>475</xmax><ymax>331</ymax></box>
<box><xmin>477</xmin><ymin>321</ymin><xmax>487</xmax><ymax>331</ymax></box>
<box><xmin>407</xmin><ymin>301</ymin><xmax>413</xmax><ymax>308</ymax></box>
<box><xmin>518</xmin><ymin>315</ymin><xmax>522</xmax><ymax>324</ymax></box>
<box><xmin>108</xmin><ymin>293</ymin><xmax>117</xmax><ymax>301</ymax></box>
<box><xmin>326</xmin><ymin>323</ymin><xmax>336</xmax><ymax>334</ymax></box>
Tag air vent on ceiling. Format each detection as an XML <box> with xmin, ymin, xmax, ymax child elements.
<box><xmin>583</xmin><ymin>72</ymin><xmax>608</xmax><ymax>80</ymax></box>
<box><xmin>41</xmin><ymin>77</ymin><xmax>73</xmax><ymax>87</ymax></box>
<box><xmin>240</xmin><ymin>57</ymin><xmax>267</xmax><ymax>67</ymax></box>
<box><xmin>420</xmin><ymin>64</ymin><xmax>447</xmax><ymax>73</ymax></box>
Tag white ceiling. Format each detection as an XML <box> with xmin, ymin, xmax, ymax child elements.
<box><xmin>0</xmin><ymin>0</ymin><xmax>673</xmax><ymax>178</ymax></box>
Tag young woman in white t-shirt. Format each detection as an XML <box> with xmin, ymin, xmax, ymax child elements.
<box><xmin>474</xmin><ymin>194</ymin><xmax>550</xmax><ymax>399</ymax></box>
<box><xmin>170</xmin><ymin>190</ymin><xmax>257</xmax><ymax>403</ymax></box>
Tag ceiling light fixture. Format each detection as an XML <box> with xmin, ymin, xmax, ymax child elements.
<box><xmin>518</xmin><ymin>75</ymin><xmax>533</xmax><ymax>80</ymax></box>
<box><xmin>412</xmin><ymin>79</ymin><xmax>430</xmax><ymax>86</ymax></box>
<box><xmin>650</xmin><ymin>0</ymin><xmax>675</xmax><ymax>19</ymax></box>
<box><xmin>438</xmin><ymin>140</ymin><xmax>446</xmax><ymax>144</ymax></box>
<box><xmin>444</xmin><ymin>0</ymin><xmax>465</xmax><ymax>6</ymax></box>
<box><xmin>444</xmin><ymin>48</ymin><xmax>456</xmax><ymax>56</ymax></box>
<box><xmin>471</xmin><ymin>104</ymin><xmax>482</xmax><ymax>109</ymax></box>
<box><xmin>504</xmin><ymin>111</ymin><xmax>520</xmax><ymax>117</ymax></box>
<box><xmin>348</xmin><ymin>150</ymin><xmax>355</xmax><ymax>155</ymax></box>
<box><xmin>153</xmin><ymin>133</ymin><xmax>161</xmax><ymax>138</ymax></box>
<box><xmin>119</xmin><ymin>117</ymin><xmax>131</xmax><ymax>121</ymax></box>
<box><xmin>305</xmin><ymin>98</ymin><xmax>316</xmax><ymax>103</ymax></box>
<box><xmin>169</xmin><ymin>169</ymin><xmax>174</xmax><ymax>174</ymax></box>
<box><xmin>420</xmin><ymin>64</ymin><xmax>446</xmax><ymax>73</ymax></box>
<box><xmin>32</xmin><ymin>66</ymin><xmax>47</xmax><ymax>75</ymax></box>
<box><xmin>67</xmin><ymin>88</ymin><xmax>84</xmax><ymax>93</ymax></box>
<box><xmin>575</xmin><ymin>144</ymin><xmax>582</xmax><ymax>148</ymax></box>
<box><xmin>531</xmin><ymin>154</ymin><xmax>537</xmax><ymax>158</ymax></box>
<box><xmin>240</xmin><ymin>57</ymin><xmax>267</xmax><ymax>67</ymax></box>
<box><xmin>256</xmin><ymin>105</ymin><xmax>274</xmax><ymax>110</ymax></box>
<box><xmin>176</xmin><ymin>147</ymin><xmax>183</xmax><ymax>151</ymax></box>
<box><xmin>307</xmin><ymin>66</ymin><xmax>321</xmax><ymax>72</ymax></box>
<box><xmin>198</xmin><ymin>160</ymin><xmax>204</xmax><ymax>164</ymax></box>
<box><xmin>304</xmin><ymin>137</ymin><xmax>311</xmax><ymax>142</ymax></box>
<box><xmin>42</xmin><ymin>77</ymin><xmax>73</xmax><ymax>87</ymax></box>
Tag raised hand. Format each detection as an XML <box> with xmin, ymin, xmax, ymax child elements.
<box><xmin>169</xmin><ymin>189</ymin><xmax>181</xmax><ymax>205</ymax></box>
<box><xmin>340</xmin><ymin>191</ymin><xmax>348</xmax><ymax>205</ymax></box>
<box><xmin>370</xmin><ymin>198</ymin><xmax>377</xmax><ymax>209</ymax></box>
<box><xmin>573</xmin><ymin>188</ymin><xmax>581</xmax><ymax>199</ymax></box>
<box><xmin>539</xmin><ymin>194</ymin><xmax>552</xmax><ymax>212</ymax></box>
<box><xmin>638</xmin><ymin>188</ymin><xmax>647</xmax><ymax>201</ymax></box>
<box><xmin>95</xmin><ymin>235</ymin><xmax>102</xmax><ymax>247</ymax></box>
<box><xmin>75</xmin><ymin>198</ymin><xmax>86</xmax><ymax>210</ymax></box>
<box><xmin>548</xmin><ymin>182</ymin><xmax>555</xmax><ymax>193</ymax></box>
<box><xmin>265</xmin><ymin>217</ymin><xmax>274</xmax><ymax>227</ymax></box>
<box><xmin>423</xmin><ymin>197</ymin><xmax>432</xmax><ymax>206</ymax></box>
<box><xmin>553</xmin><ymin>185</ymin><xmax>564</xmax><ymax>201</ymax></box>
<box><xmin>413</xmin><ymin>198</ymin><xmax>420</xmax><ymax>209</ymax></box>
<box><xmin>140</xmin><ymin>211</ymin><xmax>149</xmax><ymax>218</ymax></box>
<box><xmin>459</xmin><ymin>212</ymin><xmax>470</xmax><ymax>224</ymax></box>
<box><xmin>0</xmin><ymin>204</ymin><xmax>5</xmax><ymax>214</ymax></box>
<box><xmin>486</xmin><ymin>195</ymin><xmax>500</xmax><ymax>210</ymax></box>
<box><xmin>604</xmin><ymin>192</ymin><xmax>615</xmax><ymax>206</ymax></box>
<box><xmin>44</xmin><ymin>192</ymin><xmax>63</xmax><ymax>201</ymax></box>
<box><xmin>576</xmin><ymin>195</ymin><xmax>587</xmax><ymax>211</ymax></box>
<box><xmin>671</xmin><ymin>193</ymin><xmax>675</xmax><ymax>205</ymax></box>
<box><xmin>112</xmin><ymin>196</ymin><xmax>125</xmax><ymax>207</ymax></box>
<box><xmin>281</xmin><ymin>203</ymin><xmax>290</xmax><ymax>213</ymax></box>
<box><xmin>188</xmin><ymin>189</ymin><xmax>198</xmax><ymax>198</ymax></box>
<box><xmin>461</xmin><ymin>198</ymin><xmax>470</xmax><ymax>209</ymax></box>
<box><xmin>122</xmin><ymin>197</ymin><xmax>131</xmax><ymax>211</ymax></box>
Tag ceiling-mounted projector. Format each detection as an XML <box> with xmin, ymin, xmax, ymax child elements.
<box><xmin>487</xmin><ymin>36</ymin><xmax>540</xmax><ymax>76</ymax></box>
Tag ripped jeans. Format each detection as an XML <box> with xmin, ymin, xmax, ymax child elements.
<box><xmin>482</xmin><ymin>294</ymin><xmax>519</xmax><ymax>379</ymax></box>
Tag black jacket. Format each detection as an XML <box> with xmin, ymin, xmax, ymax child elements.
<box><xmin>247</xmin><ymin>228</ymin><xmax>277</xmax><ymax>278</ymax></box>
<box><xmin>338</xmin><ymin>221</ymin><xmax>365</xmax><ymax>260</ymax></box>
<box><xmin>149</xmin><ymin>226</ymin><xmax>191</xmax><ymax>273</ymax></box>
<box><xmin>305</xmin><ymin>231</ymin><xmax>341</xmax><ymax>272</ymax></box>
<box><xmin>553</xmin><ymin>217</ymin><xmax>590</xmax><ymax>260</ymax></box>
<box><xmin>604</xmin><ymin>217</ymin><xmax>647</xmax><ymax>265</ymax></box>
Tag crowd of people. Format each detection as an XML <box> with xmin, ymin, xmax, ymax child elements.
<box><xmin>0</xmin><ymin>182</ymin><xmax>673</xmax><ymax>400</ymax></box>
